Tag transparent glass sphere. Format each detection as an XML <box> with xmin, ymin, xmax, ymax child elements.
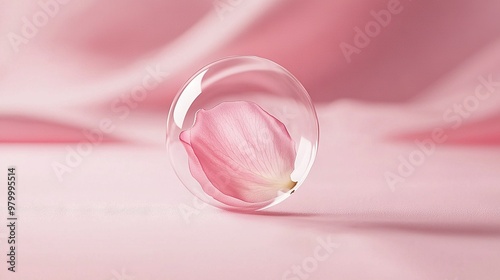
<box><xmin>167</xmin><ymin>56</ymin><xmax>318</xmax><ymax>211</ymax></box>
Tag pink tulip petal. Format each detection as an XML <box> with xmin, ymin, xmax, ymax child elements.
<box><xmin>180</xmin><ymin>101</ymin><xmax>297</xmax><ymax>205</ymax></box>
<box><xmin>180</xmin><ymin>131</ymin><xmax>251</xmax><ymax>207</ymax></box>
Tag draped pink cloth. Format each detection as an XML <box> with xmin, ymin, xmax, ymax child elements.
<box><xmin>1</xmin><ymin>0</ymin><xmax>499</xmax><ymax>279</ymax></box>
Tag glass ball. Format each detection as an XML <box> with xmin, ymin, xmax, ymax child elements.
<box><xmin>167</xmin><ymin>56</ymin><xmax>319</xmax><ymax>211</ymax></box>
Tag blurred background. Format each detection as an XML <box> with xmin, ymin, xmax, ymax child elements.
<box><xmin>1</xmin><ymin>1</ymin><xmax>500</xmax><ymax>279</ymax></box>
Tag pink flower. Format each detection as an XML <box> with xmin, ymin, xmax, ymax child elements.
<box><xmin>180</xmin><ymin>101</ymin><xmax>297</xmax><ymax>207</ymax></box>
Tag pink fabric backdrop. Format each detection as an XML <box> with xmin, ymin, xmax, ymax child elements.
<box><xmin>1</xmin><ymin>0</ymin><xmax>500</xmax><ymax>279</ymax></box>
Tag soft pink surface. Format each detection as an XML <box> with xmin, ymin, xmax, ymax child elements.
<box><xmin>1</xmin><ymin>1</ymin><xmax>500</xmax><ymax>279</ymax></box>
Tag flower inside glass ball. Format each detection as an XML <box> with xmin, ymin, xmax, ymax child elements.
<box><xmin>167</xmin><ymin>56</ymin><xmax>319</xmax><ymax>211</ymax></box>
